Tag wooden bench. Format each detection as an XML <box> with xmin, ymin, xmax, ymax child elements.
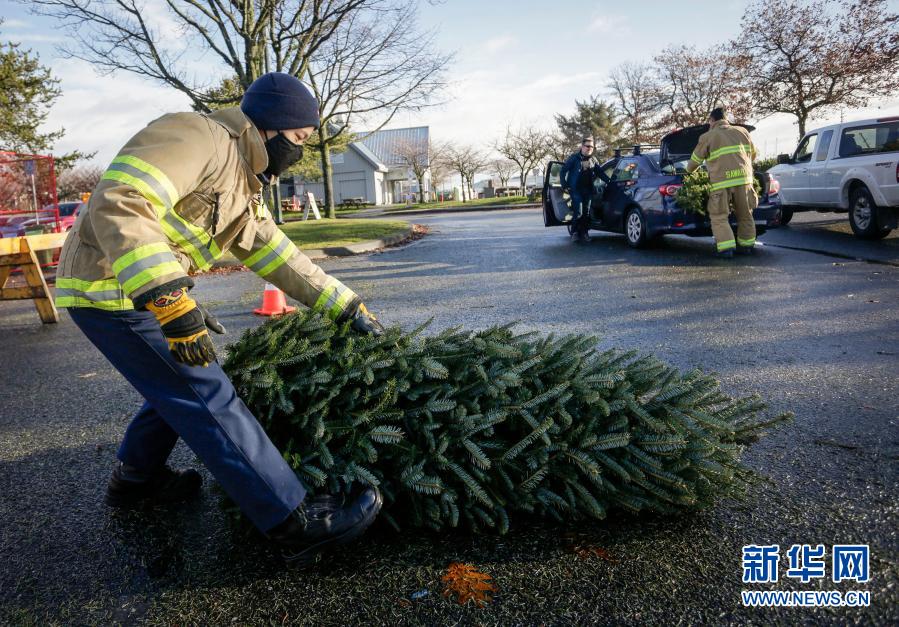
<box><xmin>0</xmin><ymin>232</ymin><xmax>68</xmax><ymax>323</ymax></box>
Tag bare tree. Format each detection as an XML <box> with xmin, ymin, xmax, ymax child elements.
<box><xmin>57</xmin><ymin>164</ymin><xmax>103</xmax><ymax>200</ymax></box>
<box><xmin>494</xmin><ymin>126</ymin><xmax>550</xmax><ymax>195</ymax></box>
<box><xmin>489</xmin><ymin>158</ymin><xmax>516</xmax><ymax>188</ymax></box>
<box><xmin>607</xmin><ymin>61</ymin><xmax>666</xmax><ymax>144</ymax></box>
<box><xmin>28</xmin><ymin>0</ymin><xmax>384</xmax><ymax>112</ymax></box>
<box><xmin>545</xmin><ymin>131</ymin><xmax>574</xmax><ymax>162</ymax></box>
<box><xmin>445</xmin><ymin>143</ymin><xmax>486</xmax><ymax>202</ymax></box>
<box><xmin>428</xmin><ymin>139</ymin><xmax>452</xmax><ymax>201</ymax></box>
<box><xmin>735</xmin><ymin>0</ymin><xmax>899</xmax><ymax>139</ymax></box>
<box><xmin>305</xmin><ymin>1</ymin><xmax>451</xmax><ymax>216</ymax></box>
<box><xmin>654</xmin><ymin>45</ymin><xmax>753</xmax><ymax>129</ymax></box>
<box><xmin>393</xmin><ymin>137</ymin><xmax>430</xmax><ymax>203</ymax></box>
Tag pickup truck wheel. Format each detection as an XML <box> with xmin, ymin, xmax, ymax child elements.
<box><xmin>849</xmin><ymin>186</ymin><xmax>891</xmax><ymax>239</ymax></box>
<box><xmin>625</xmin><ymin>208</ymin><xmax>648</xmax><ymax>248</ymax></box>
<box><xmin>779</xmin><ymin>208</ymin><xmax>794</xmax><ymax>225</ymax></box>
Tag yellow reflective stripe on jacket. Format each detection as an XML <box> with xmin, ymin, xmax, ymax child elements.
<box><xmin>55</xmin><ymin>277</ymin><xmax>135</xmax><ymax>310</ymax></box>
<box><xmin>101</xmin><ymin>170</ymin><xmax>168</xmax><ymax>219</ymax></box>
<box><xmin>707</xmin><ymin>143</ymin><xmax>752</xmax><ymax>161</ymax></box>
<box><xmin>313</xmin><ymin>279</ymin><xmax>357</xmax><ymax>320</ymax></box>
<box><xmin>243</xmin><ymin>229</ymin><xmax>298</xmax><ymax>277</ymax></box>
<box><xmin>160</xmin><ymin>211</ymin><xmax>221</xmax><ymax>271</ymax></box>
<box><xmin>111</xmin><ymin>242</ymin><xmax>183</xmax><ymax>295</ymax></box>
<box><xmin>103</xmin><ymin>154</ymin><xmax>220</xmax><ymax>270</ymax></box>
<box><xmin>710</xmin><ymin>176</ymin><xmax>752</xmax><ymax>191</ymax></box>
<box><xmin>102</xmin><ymin>155</ymin><xmax>180</xmax><ymax>217</ymax></box>
<box><xmin>690</xmin><ymin>152</ymin><xmax>703</xmax><ymax>164</ymax></box>
<box><xmin>110</xmin><ymin>155</ymin><xmax>179</xmax><ymax>207</ymax></box>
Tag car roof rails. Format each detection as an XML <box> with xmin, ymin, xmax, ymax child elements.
<box><xmin>613</xmin><ymin>144</ymin><xmax>660</xmax><ymax>157</ymax></box>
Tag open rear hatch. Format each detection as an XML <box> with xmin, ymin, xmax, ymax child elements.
<box><xmin>660</xmin><ymin>123</ymin><xmax>755</xmax><ymax>164</ymax></box>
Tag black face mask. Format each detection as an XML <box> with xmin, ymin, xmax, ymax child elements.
<box><xmin>263</xmin><ymin>131</ymin><xmax>304</xmax><ymax>178</ymax></box>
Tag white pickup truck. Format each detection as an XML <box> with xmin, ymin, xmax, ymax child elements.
<box><xmin>768</xmin><ymin>115</ymin><xmax>899</xmax><ymax>239</ymax></box>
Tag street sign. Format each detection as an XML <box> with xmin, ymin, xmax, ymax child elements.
<box><xmin>23</xmin><ymin>160</ymin><xmax>35</xmax><ymax>176</ymax></box>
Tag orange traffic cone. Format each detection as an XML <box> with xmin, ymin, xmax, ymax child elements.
<box><xmin>253</xmin><ymin>283</ymin><xmax>297</xmax><ymax>316</ymax></box>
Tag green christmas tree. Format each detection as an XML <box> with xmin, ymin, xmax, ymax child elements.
<box><xmin>676</xmin><ymin>169</ymin><xmax>763</xmax><ymax>216</ymax></box>
<box><xmin>224</xmin><ymin>312</ymin><xmax>791</xmax><ymax>534</ymax></box>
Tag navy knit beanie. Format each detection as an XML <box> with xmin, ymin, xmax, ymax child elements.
<box><xmin>240</xmin><ymin>72</ymin><xmax>320</xmax><ymax>131</ymax></box>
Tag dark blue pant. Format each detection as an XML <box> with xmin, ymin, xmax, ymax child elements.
<box><xmin>570</xmin><ymin>192</ymin><xmax>593</xmax><ymax>222</ymax></box>
<box><xmin>69</xmin><ymin>307</ymin><xmax>306</xmax><ymax>532</ymax></box>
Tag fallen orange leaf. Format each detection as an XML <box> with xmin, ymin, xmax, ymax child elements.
<box><xmin>441</xmin><ymin>562</ymin><xmax>496</xmax><ymax>607</ymax></box>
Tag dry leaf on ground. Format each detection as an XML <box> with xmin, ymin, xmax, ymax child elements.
<box><xmin>442</xmin><ymin>562</ymin><xmax>496</xmax><ymax>607</ymax></box>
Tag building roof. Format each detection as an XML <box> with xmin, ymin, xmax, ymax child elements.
<box><xmin>358</xmin><ymin>126</ymin><xmax>430</xmax><ymax>167</ymax></box>
<box><xmin>350</xmin><ymin>142</ymin><xmax>389</xmax><ymax>172</ymax></box>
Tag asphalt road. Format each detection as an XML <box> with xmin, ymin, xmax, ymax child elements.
<box><xmin>1</xmin><ymin>208</ymin><xmax>897</xmax><ymax>625</ymax></box>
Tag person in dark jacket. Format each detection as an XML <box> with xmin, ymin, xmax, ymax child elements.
<box><xmin>559</xmin><ymin>136</ymin><xmax>610</xmax><ymax>242</ymax></box>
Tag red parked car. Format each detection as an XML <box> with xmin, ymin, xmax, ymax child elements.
<box><xmin>0</xmin><ymin>201</ymin><xmax>85</xmax><ymax>237</ymax></box>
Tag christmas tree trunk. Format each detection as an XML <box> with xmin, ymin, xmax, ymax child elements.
<box><xmin>224</xmin><ymin>312</ymin><xmax>791</xmax><ymax>534</ymax></box>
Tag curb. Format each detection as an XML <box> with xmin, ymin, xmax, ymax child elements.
<box><xmin>343</xmin><ymin>202</ymin><xmax>541</xmax><ymax>218</ymax></box>
<box><xmin>210</xmin><ymin>226</ymin><xmax>415</xmax><ymax>269</ymax></box>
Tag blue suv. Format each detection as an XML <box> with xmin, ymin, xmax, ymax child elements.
<box><xmin>542</xmin><ymin>124</ymin><xmax>783</xmax><ymax>247</ymax></box>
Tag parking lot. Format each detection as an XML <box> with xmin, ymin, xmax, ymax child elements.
<box><xmin>1</xmin><ymin>207</ymin><xmax>897</xmax><ymax>625</ymax></box>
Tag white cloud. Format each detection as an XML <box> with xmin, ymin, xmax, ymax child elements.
<box><xmin>2</xmin><ymin>18</ymin><xmax>29</xmax><ymax>28</ymax></box>
<box><xmin>4</xmin><ymin>32</ymin><xmax>67</xmax><ymax>44</ymax></box>
<box><xmin>42</xmin><ymin>58</ymin><xmax>190</xmax><ymax>164</ymax></box>
<box><xmin>484</xmin><ymin>35</ymin><xmax>515</xmax><ymax>53</ymax></box>
<box><xmin>587</xmin><ymin>14</ymin><xmax>628</xmax><ymax>33</ymax></box>
<box><xmin>529</xmin><ymin>72</ymin><xmax>602</xmax><ymax>90</ymax></box>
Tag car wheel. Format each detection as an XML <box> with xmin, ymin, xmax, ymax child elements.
<box><xmin>779</xmin><ymin>208</ymin><xmax>794</xmax><ymax>225</ymax></box>
<box><xmin>625</xmin><ymin>207</ymin><xmax>648</xmax><ymax>248</ymax></box>
<box><xmin>848</xmin><ymin>186</ymin><xmax>891</xmax><ymax>239</ymax></box>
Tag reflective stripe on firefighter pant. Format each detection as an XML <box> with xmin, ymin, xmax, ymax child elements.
<box><xmin>707</xmin><ymin>184</ymin><xmax>756</xmax><ymax>252</ymax></box>
<box><xmin>68</xmin><ymin>307</ymin><xmax>305</xmax><ymax>532</ymax></box>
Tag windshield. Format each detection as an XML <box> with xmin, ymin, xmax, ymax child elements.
<box><xmin>58</xmin><ymin>202</ymin><xmax>80</xmax><ymax>216</ymax></box>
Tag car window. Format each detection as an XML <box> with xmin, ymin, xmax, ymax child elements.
<box><xmin>602</xmin><ymin>160</ymin><xmax>617</xmax><ymax>181</ymax></box>
<box><xmin>547</xmin><ymin>162</ymin><xmax>563</xmax><ymax>187</ymax></box>
<box><xmin>614</xmin><ymin>159</ymin><xmax>639</xmax><ymax>181</ymax></box>
<box><xmin>794</xmin><ymin>134</ymin><xmax>818</xmax><ymax>163</ymax></box>
<box><xmin>58</xmin><ymin>202</ymin><xmax>80</xmax><ymax>216</ymax></box>
<box><xmin>816</xmin><ymin>130</ymin><xmax>833</xmax><ymax>161</ymax></box>
<box><xmin>839</xmin><ymin>121</ymin><xmax>899</xmax><ymax>157</ymax></box>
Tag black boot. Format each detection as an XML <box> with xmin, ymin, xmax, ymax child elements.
<box><xmin>267</xmin><ymin>487</ymin><xmax>383</xmax><ymax>566</ymax></box>
<box><xmin>578</xmin><ymin>217</ymin><xmax>591</xmax><ymax>242</ymax></box>
<box><xmin>106</xmin><ymin>462</ymin><xmax>203</xmax><ymax>507</ymax></box>
<box><xmin>735</xmin><ymin>245</ymin><xmax>755</xmax><ymax>255</ymax></box>
<box><xmin>715</xmin><ymin>249</ymin><xmax>734</xmax><ymax>259</ymax></box>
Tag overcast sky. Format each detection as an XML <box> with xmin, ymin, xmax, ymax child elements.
<box><xmin>2</xmin><ymin>0</ymin><xmax>898</xmax><ymax>165</ymax></box>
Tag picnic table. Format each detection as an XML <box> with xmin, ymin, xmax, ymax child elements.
<box><xmin>340</xmin><ymin>197</ymin><xmax>366</xmax><ymax>208</ymax></box>
<box><xmin>0</xmin><ymin>231</ymin><xmax>68</xmax><ymax>323</ymax></box>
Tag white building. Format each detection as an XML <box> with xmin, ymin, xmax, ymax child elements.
<box><xmin>283</xmin><ymin>126</ymin><xmax>430</xmax><ymax>206</ymax></box>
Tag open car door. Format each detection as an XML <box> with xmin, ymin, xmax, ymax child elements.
<box><xmin>543</xmin><ymin>160</ymin><xmax>571</xmax><ymax>227</ymax></box>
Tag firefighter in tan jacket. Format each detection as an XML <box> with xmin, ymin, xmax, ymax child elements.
<box><xmin>58</xmin><ymin>73</ymin><xmax>382</xmax><ymax>565</ymax></box>
<box><xmin>685</xmin><ymin>107</ymin><xmax>759</xmax><ymax>257</ymax></box>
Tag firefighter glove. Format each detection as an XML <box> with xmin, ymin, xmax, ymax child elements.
<box><xmin>146</xmin><ymin>288</ymin><xmax>217</xmax><ymax>367</ymax></box>
<box><xmin>198</xmin><ymin>303</ymin><xmax>226</xmax><ymax>334</ymax></box>
<box><xmin>349</xmin><ymin>302</ymin><xmax>385</xmax><ymax>337</ymax></box>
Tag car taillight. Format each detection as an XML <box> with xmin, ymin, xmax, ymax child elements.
<box><xmin>767</xmin><ymin>176</ymin><xmax>781</xmax><ymax>195</ymax></box>
<box><xmin>659</xmin><ymin>184</ymin><xmax>682</xmax><ymax>196</ymax></box>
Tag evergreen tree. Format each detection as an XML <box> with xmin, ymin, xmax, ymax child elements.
<box><xmin>224</xmin><ymin>312</ymin><xmax>791</xmax><ymax>534</ymax></box>
<box><xmin>554</xmin><ymin>96</ymin><xmax>625</xmax><ymax>159</ymax></box>
<box><xmin>0</xmin><ymin>21</ymin><xmax>88</xmax><ymax>167</ymax></box>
